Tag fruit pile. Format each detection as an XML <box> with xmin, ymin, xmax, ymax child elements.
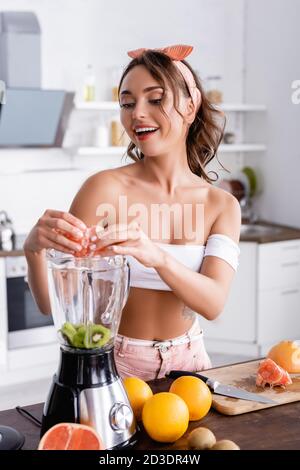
<box><xmin>60</xmin><ymin>321</ymin><xmax>111</xmax><ymax>349</ymax></box>
<box><xmin>123</xmin><ymin>375</ymin><xmax>213</xmax><ymax>444</ymax></box>
<box><xmin>38</xmin><ymin>374</ymin><xmax>239</xmax><ymax>450</ymax></box>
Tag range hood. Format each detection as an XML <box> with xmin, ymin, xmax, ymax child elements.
<box><xmin>0</xmin><ymin>88</ymin><xmax>74</xmax><ymax>147</ymax></box>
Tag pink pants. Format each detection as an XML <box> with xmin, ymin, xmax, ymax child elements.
<box><xmin>114</xmin><ymin>319</ymin><xmax>212</xmax><ymax>381</ymax></box>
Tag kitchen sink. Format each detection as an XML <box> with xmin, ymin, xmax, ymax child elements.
<box><xmin>240</xmin><ymin>224</ymin><xmax>283</xmax><ymax>236</ymax></box>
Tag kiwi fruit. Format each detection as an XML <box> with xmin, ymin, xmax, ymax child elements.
<box><xmin>187</xmin><ymin>427</ymin><xmax>216</xmax><ymax>450</ymax></box>
<box><xmin>211</xmin><ymin>439</ymin><xmax>240</xmax><ymax>450</ymax></box>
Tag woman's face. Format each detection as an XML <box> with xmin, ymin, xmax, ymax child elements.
<box><xmin>119</xmin><ymin>65</ymin><xmax>191</xmax><ymax>156</ymax></box>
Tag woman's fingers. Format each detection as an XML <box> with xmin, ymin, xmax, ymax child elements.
<box><xmin>41</xmin><ymin>236</ymin><xmax>76</xmax><ymax>254</ymax></box>
<box><xmin>46</xmin><ymin>229</ymin><xmax>83</xmax><ymax>252</ymax></box>
<box><xmin>44</xmin><ymin>218</ymin><xmax>85</xmax><ymax>241</ymax></box>
<box><xmin>110</xmin><ymin>244</ymin><xmax>140</xmax><ymax>257</ymax></box>
<box><xmin>90</xmin><ymin>229</ymin><xmax>141</xmax><ymax>251</ymax></box>
<box><xmin>40</xmin><ymin>210</ymin><xmax>87</xmax><ymax>231</ymax></box>
<box><xmin>92</xmin><ymin>220</ymin><xmax>139</xmax><ymax>238</ymax></box>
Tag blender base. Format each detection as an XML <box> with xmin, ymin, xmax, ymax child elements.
<box><xmin>41</xmin><ymin>346</ymin><xmax>138</xmax><ymax>449</ymax></box>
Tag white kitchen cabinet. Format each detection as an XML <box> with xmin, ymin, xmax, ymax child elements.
<box><xmin>257</xmin><ymin>240</ymin><xmax>300</xmax><ymax>350</ymax></box>
<box><xmin>258</xmin><ymin>241</ymin><xmax>300</xmax><ymax>290</ymax></box>
<box><xmin>257</xmin><ymin>287</ymin><xmax>300</xmax><ymax>345</ymax></box>
<box><xmin>202</xmin><ymin>239</ymin><xmax>300</xmax><ymax>356</ymax></box>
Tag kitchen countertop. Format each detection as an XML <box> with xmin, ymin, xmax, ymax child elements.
<box><xmin>240</xmin><ymin>220</ymin><xmax>300</xmax><ymax>243</ymax></box>
<box><xmin>1</xmin><ymin>362</ymin><xmax>300</xmax><ymax>450</ymax></box>
<box><xmin>0</xmin><ymin>233</ymin><xmax>26</xmax><ymax>258</ymax></box>
<box><xmin>1</xmin><ymin>220</ymin><xmax>300</xmax><ymax>258</ymax></box>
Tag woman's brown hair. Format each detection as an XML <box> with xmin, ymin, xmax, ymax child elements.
<box><xmin>118</xmin><ymin>50</ymin><xmax>225</xmax><ymax>183</ymax></box>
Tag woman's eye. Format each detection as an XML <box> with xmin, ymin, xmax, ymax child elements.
<box><xmin>150</xmin><ymin>99</ymin><xmax>162</xmax><ymax>105</ymax></box>
<box><xmin>120</xmin><ymin>103</ymin><xmax>135</xmax><ymax>109</ymax></box>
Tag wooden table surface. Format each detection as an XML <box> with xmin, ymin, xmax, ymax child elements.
<box><xmin>1</xmin><ymin>373</ymin><xmax>300</xmax><ymax>450</ymax></box>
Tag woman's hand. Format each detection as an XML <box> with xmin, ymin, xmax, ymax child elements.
<box><xmin>23</xmin><ymin>209</ymin><xmax>88</xmax><ymax>255</ymax></box>
<box><xmin>89</xmin><ymin>221</ymin><xmax>165</xmax><ymax>269</ymax></box>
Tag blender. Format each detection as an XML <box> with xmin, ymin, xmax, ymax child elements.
<box><xmin>41</xmin><ymin>250</ymin><xmax>137</xmax><ymax>449</ymax></box>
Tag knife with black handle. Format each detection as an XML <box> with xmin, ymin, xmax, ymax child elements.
<box><xmin>167</xmin><ymin>370</ymin><xmax>276</xmax><ymax>405</ymax></box>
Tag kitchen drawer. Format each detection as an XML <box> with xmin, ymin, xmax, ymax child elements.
<box><xmin>258</xmin><ymin>285</ymin><xmax>300</xmax><ymax>344</ymax></box>
<box><xmin>258</xmin><ymin>240</ymin><xmax>300</xmax><ymax>290</ymax></box>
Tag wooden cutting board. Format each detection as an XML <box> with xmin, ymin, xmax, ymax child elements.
<box><xmin>205</xmin><ymin>360</ymin><xmax>300</xmax><ymax>415</ymax></box>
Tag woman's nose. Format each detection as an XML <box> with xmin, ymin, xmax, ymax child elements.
<box><xmin>131</xmin><ymin>100</ymin><xmax>147</xmax><ymax>119</ymax></box>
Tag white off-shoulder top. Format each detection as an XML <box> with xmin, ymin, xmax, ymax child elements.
<box><xmin>126</xmin><ymin>233</ymin><xmax>240</xmax><ymax>291</ymax></box>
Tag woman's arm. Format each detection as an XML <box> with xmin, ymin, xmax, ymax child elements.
<box><xmin>155</xmin><ymin>195</ymin><xmax>241</xmax><ymax>320</ymax></box>
<box><xmin>25</xmin><ymin>249</ymin><xmax>51</xmax><ymax>315</ymax></box>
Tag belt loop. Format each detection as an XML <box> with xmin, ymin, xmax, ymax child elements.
<box><xmin>186</xmin><ymin>331</ymin><xmax>193</xmax><ymax>349</ymax></box>
<box><xmin>116</xmin><ymin>336</ymin><xmax>129</xmax><ymax>357</ymax></box>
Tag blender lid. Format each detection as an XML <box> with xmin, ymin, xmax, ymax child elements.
<box><xmin>0</xmin><ymin>425</ymin><xmax>25</xmax><ymax>450</ymax></box>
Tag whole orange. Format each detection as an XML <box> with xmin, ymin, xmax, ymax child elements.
<box><xmin>123</xmin><ymin>377</ymin><xmax>153</xmax><ymax>421</ymax></box>
<box><xmin>169</xmin><ymin>376</ymin><xmax>212</xmax><ymax>421</ymax></box>
<box><xmin>142</xmin><ymin>392</ymin><xmax>189</xmax><ymax>443</ymax></box>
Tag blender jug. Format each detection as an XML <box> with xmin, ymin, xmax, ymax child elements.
<box><xmin>41</xmin><ymin>250</ymin><xmax>137</xmax><ymax>449</ymax></box>
<box><xmin>47</xmin><ymin>251</ymin><xmax>130</xmax><ymax>351</ymax></box>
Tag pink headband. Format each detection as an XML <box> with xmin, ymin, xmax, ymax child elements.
<box><xmin>127</xmin><ymin>44</ymin><xmax>202</xmax><ymax>111</ymax></box>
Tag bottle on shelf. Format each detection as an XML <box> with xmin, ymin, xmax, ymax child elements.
<box><xmin>83</xmin><ymin>64</ymin><xmax>96</xmax><ymax>102</ymax></box>
<box><xmin>111</xmin><ymin>66</ymin><xmax>124</xmax><ymax>102</ymax></box>
<box><xmin>205</xmin><ymin>76</ymin><xmax>223</xmax><ymax>104</ymax></box>
<box><xmin>110</xmin><ymin>114</ymin><xmax>130</xmax><ymax>147</ymax></box>
<box><xmin>92</xmin><ymin>115</ymin><xmax>109</xmax><ymax>148</ymax></box>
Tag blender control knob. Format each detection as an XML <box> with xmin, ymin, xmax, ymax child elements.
<box><xmin>110</xmin><ymin>403</ymin><xmax>133</xmax><ymax>431</ymax></box>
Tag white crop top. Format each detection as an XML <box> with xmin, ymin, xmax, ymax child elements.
<box><xmin>126</xmin><ymin>234</ymin><xmax>240</xmax><ymax>291</ymax></box>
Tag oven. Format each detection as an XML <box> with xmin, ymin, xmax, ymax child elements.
<box><xmin>5</xmin><ymin>255</ymin><xmax>56</xmax><ymax>349</ymax></box>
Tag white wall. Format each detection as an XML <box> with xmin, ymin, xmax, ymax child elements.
<box><xmin>0</xmin><ymin>0</ymin><xmax>245</xmax><ymax>233</ymax></box>
<box><xmin>244</xmin><ymin>0</ymin><xmax>300</xmax><ymax>228</ymax></box>
<box><xmin>0</xmin><ymin>0</ymin><xmax>244</xmax><ymax>100</ymax></box>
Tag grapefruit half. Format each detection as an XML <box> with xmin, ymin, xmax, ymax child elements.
<box><xmin>38</xmin><ymin>422</ymin><xmax>105</xmax><ymax>450</ymax></box>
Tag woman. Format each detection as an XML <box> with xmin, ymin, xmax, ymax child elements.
<box><xmin>24</xmin><ymin>45</ymin><xmax>241</xmax><ymax>381</ymax></box>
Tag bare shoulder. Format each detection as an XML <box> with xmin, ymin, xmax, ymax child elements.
<box><xmin>207</xmin><ymin>185</ymin><xmax>241</xmax><ymax>243</ymax></box>
<box><xmin>69</xmin><ymin>165</ymin><xmax>134</xmax><ymax>226</ymax></box>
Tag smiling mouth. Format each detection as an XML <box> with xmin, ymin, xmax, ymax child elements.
<box><xmin>134</xmin><ymin>128</ymin><xmax>159</xmax><ymax>139</ymax></box>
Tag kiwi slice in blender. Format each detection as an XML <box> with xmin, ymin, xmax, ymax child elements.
<box><xmin>71</xmin><ymin>325</ymin><xmax>86</xmax><ymax>348</ymax></box>
<box><xmin>83</xmin><ymin>324</ymin><xmax>111</xmax><ymax>349</ymax></box>
<box><xmin>61</xmin><ymin>322</ymin><xmax>77</xmax><ymax>344</ymax></box>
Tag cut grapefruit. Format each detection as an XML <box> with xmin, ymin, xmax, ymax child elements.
<box><xmin>38</xmin><ymin>423</ymin><xmax>105</xmax><ymax>450</ymax></box>
<box><xmin>256</xmin><ymin>358</ymin><xmax>292</xmax><ymax>388</ymax></box>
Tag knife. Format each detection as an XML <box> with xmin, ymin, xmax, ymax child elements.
<box><xmin>167</xmin><ymin>370</ymin><xmax>277</xmax><ymax>405</ymax></box>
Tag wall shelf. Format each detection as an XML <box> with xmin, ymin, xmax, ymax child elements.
<box><xmin>75</xmin><ymin>101</ymin><xmax>267</xmax><ymax>113</ymax></box>
<box><xmin>76</xmin><ymin>144</ymin><xmax>266</xmax><ymax>156</ymax></box>
<box><xmin>73</xmin><ymin>102</ymin><xmax>267</xmax><ymax>159</ymax></box>
<box><xmin>75</xmin><ymin>101</ymin><xmax>119</xmax><ymax>111</ymax></box>
<box><xmin>218</xmin><ymin>104</ymin><xmax>267</xmax><ymax>112</ymax></box>
<box><xmin>77</xmin><ymin>146</ymin><xmax>127</xmax><ymax>155</ymax></box>
<box><xmin>218</xmin><ymin>144</ymin><xmax>266</xmax><ymax>153</ymax></box>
